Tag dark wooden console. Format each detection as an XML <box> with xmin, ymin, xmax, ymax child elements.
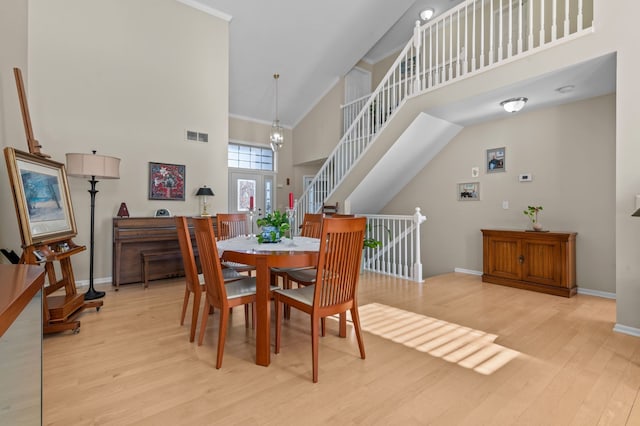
<box><xmin>481</xmin><ymin>229</ymin><xmax>577</xmax><ymax>297</ymax></box>
<box><xmin>112</xmin><ymin>217</ymin><xmax>215</xmax><ymax>289</ymax></box>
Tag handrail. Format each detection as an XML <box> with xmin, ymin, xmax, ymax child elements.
<box><xmin>295</xmin><ymin>0</ymin><xmax>593</xmax><ymax>226</ymax></box>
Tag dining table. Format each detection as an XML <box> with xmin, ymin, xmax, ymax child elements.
<box><xmin>217</xmin><ymin>235</ymin><xmax>320</xmax><ymax>366</ymax></box>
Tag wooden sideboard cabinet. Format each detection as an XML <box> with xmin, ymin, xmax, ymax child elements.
<box><xmin>481</xmin><ymin>229</ymin><xmax>577</xmax><ymax>297</ymax></box>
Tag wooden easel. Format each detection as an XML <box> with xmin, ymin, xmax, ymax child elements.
<box><xmin>11</xmin><ymin>67</ymin><xmax>102</xmax><ymax>334</ymax></box>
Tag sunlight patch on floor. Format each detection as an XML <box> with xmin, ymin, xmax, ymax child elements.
<box><xmin>356</xmin><ymin>303</ymin><xmax>520</xmax><ymax>375</ymax></box>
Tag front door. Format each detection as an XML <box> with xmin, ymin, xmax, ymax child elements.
<box><xmin>229</xmin><ymin>171</ymin><xmax>275</xmax><ymax>231</ymax></box>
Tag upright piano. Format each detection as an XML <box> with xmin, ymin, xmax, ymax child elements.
<box><xmin>112</xmin><ymin>217</ymin><xmax>216</xmax><ymax>289</ymax></box>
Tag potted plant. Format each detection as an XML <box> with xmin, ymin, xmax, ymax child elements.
<box><xmin>256</xmin><ymin>210</ymin><xmax>290</xmax><ymax>243</ymax></box>
<box><xmin>363</xmin><ymin>235</ymin><xmax>383</xmax><ymax>250</ymax></box>
<box><xmin>361</xmin><ymin>224</ymin><xmax>386</xmax><ymax>272</ymax></box>
<box><xmin>523</xmin><ymin>205</ymin><xmax>543</xmax><ymax>231</ymax></box>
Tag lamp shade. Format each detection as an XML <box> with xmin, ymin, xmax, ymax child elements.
<box><xmin>196</xmin><ymin>186</ymin><xmax>214</xmax><ymax>196</ymax></box>
<box><xmin>66</xmin><ymin>152</ymin><xmax>120</xmax><ymax>179</ymax></box>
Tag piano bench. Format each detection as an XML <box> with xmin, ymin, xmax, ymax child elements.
<box><xmin>141</xmin><ymin>250</ymin><xmax>183</xmax><ymax>288</ymax></box>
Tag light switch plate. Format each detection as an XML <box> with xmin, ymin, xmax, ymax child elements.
<box><xmin>471</xmin><ymin>167</ymin><xmax>479</xmax><ymax>178</ymax></box>
<box><xmin>519</xmin><ymin>173</ymin><xmax>533</xmax><ymax>182</ymax></box>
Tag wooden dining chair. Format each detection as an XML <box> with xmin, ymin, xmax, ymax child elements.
<box><xmin>274</xmin><ymin>216</ymin><xmax>367</xmax><ymax>382</ymax></box>
<box><xmin>270</xmin><ymin>213</ymin><xmax>323</xmax><ymax>318</ymax></box>
<box><xmin>271</xmin><ymin>213</ymin><xmax>322</xmax><ymax>287</ymax></box>
<box><xmin>298</xmin><ymin>213</ymin><xmax>323</xmax><ymax>238</ymax></box>
<box><xmin>216</xmin><ymin>213</ymin><xmax>249</xmax><ymax>240</ymax></box>
<box><xmin>321</xmin><ymin>202</ymin><xmax>339</xmax><ymax>216</ymax></box>
<box><xmin>216</xmin><ymin>213</ymin><xmax>255</xmax><ymax>276</ymax></box>
<box><xmin>284</xmin><ymin>214</ymin><xmax>357</xmax><ymax>292</ymax></box>
<box><xmin>175</xmin><ymin>216</ymin><xmax>242</xmax><ymax>342</ymax></box>
<box><xmin>192</xmin><ymin>217</ymin><xmax>277</xmax><ymax>369</ymax></box>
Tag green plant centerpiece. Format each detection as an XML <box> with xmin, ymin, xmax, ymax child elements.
<box><xmin>256</xmin><ymin>210</ymin><xmax>290</xmax><ymax>243</ymax></box>
<box><xmin>523</xmin><ymin>205</ymin><xmax>543</xmax><ymax>231</ymax></box>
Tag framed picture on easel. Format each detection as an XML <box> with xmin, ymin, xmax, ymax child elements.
<box><xmin>4</xmin><ymin>147</ymin><xmax>77</xmax><ymax>246</ymax></box>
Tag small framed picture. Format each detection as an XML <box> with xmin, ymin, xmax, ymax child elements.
<box><xmin>149</xmin><ymin>162</ymin><xmax>186</xmax><ymax>201</ymax></box>
<box><xmin>458</xmin><ymin>182</ymin><xmax>480</xmax><ymax>201</ymax></box>
<box><xmin>486</xmin><ymin>147</ymin><xmax>505</xmax><ymax>173</ymax></box>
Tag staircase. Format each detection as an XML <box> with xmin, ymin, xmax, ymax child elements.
<box><xmin>294</xmin><ymin>0</ymin><xmax>594</xmax><ymax>224</ymax></box>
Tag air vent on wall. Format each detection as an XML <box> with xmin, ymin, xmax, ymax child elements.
<box><xmin>186</xmin><ymin>130</ymin><xmax>208</xmax><ymax>143</ymax></box>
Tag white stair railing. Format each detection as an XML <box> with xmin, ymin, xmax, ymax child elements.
<box><xmin>362</xmin><ymin>208</ymin><xmax>427</xmax><ymax>282</ymax></box>
<box><xmin>341</xmin><ymin>94</ymin><xmax>370</xmax><ymax>136</ymax></box>
<box><xmin>295</xmin><ymin>0</ymin><xmax>593</xmax><ymax>226</ymax></box>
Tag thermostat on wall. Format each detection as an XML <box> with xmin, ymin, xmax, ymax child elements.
<box><xmin>519</xmin><ymin>173</ymin><xmax>533</xmax><ymax>182</ymax></box>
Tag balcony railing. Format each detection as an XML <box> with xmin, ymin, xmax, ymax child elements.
<box><xmin>341</xmin><ymin>94</ymin><xmax>370</xmax><ymax>136</ymax></box>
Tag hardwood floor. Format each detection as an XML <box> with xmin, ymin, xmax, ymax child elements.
<box><xmin>43</xmin><ymin>273</ymin><xmax>640</xmax><ymax>425</ymax></box>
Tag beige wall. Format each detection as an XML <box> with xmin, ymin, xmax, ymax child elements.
<box><xmin>0</xmin><ymin>0</ymin><xmax>28</xmax><ymax>261</ymax></box>
<box><xmin>383</xmin><ymin>94</ymin><xmax>616</xmax><ymax>293</ymax></box>
<box><xmin>606</xmin><ymin>0</ymin><xmax>640</xmax><ymax>330</ymax></box>
<box><xmin>372</xmin><ymin>50</ymin><xmax>400</xmax><ymax>89</ymax></box>
<box><xmin>292</xmin><ymin>78</ymin><xmax>344</xmax><ymax>165</ymax></box>
<box><xmin>22</xmin><ymin>0</ymin><xmax>229</xmax><ymax>283</ymax></box>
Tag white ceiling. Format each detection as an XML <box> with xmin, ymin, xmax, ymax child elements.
<box><xmin>192</xmin><ymin>0</ymin><xmax>465</xmax><ymax>127</ymax></box>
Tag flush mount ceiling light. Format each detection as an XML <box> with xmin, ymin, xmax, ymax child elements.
<box><xmin>420</xmin><ymin>8</ymin><xmax>434</xmax><ymax>21</ymax></box>
<box><xmin>556</xmin><ymin>85</ymin><xmax>575</xmax><ymax>94</ymax></box>
<box><xmin>500</xmin><ymin>97</ymin><xmax>528</xmax><ymax>113</ymax></box>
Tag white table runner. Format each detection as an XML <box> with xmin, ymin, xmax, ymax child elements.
<box><xmin>217</xmin><ymin>236</ymin><xmax>320</xmax><ymax>256</ymax></box>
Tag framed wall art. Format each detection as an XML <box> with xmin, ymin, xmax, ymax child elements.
<box><xmin>149</xmin><ymin>162</ymin><xmax>185</xmax><ymax>201</ymax></box>
<box><xmin>457</xmin><ymin>182</ymin><xmax>480</xmax><ymax>201</ymax></box>
<box><xmin>4</xmin><ymin>147</ymin><xmax>78</xmax><ymax>245</ymax></box>
<box><xmin>487</xmin><ymin>147</ymin><xmax>505</xmax><ymax>173</ymax></box>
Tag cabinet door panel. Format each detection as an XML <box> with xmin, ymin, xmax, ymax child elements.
<box><xmin>522</xmin><ymin>240</ymin><xmax>560</xmax><ymax>285</ymax></box>
<box><xmin>486</xmin><ymin>237</ymin><xmax>521</xmax><ymax>279</ymax></box>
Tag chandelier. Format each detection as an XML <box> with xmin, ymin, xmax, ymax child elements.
<box><xmin>270</xmin><ymin>73</ymin><xmax>284</xmax><ymax>152</ymax></box>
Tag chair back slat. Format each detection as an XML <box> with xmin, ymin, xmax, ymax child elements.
<box><xmin>193</xmin><ymin>217</ymin><xmax>228</xmax><ymax>309</ymax></box>
<box><xmin>175</xmin><ymin>216</ymin><xmax>201</xmax><ymax>295</ymax></box>
<box><xmin>216</xmin><ymin>213</ymin><xmax>249</xmax><ymax>240</ymax></box>
<box><xmin>313</xmin><ymin>217</ymin><xmax>366</xmax><ymax>309</ymax></box>
<box><xmin>300</xmin><ymin>213</ymin><xmax>323</xmax><ymax>238</ymax></box>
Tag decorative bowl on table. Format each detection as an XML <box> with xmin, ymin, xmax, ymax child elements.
<box><xmin>259</xmin><ymin>226</ymin><xmax>281</xmax><ymax>243</ymax></box>
<box><xmin>256</xmin><ymin>211</ymin><xmax>291</xmax><ymax>244</ymax></box>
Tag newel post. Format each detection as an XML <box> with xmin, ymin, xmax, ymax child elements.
<box><xmin>412</xmin><ymin>207</ymin><xmax>427</xmax><ymax>282</ymax></box>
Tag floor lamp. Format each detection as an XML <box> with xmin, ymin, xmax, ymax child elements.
<box><xmin>66</xmin><ymin>151</ymin><xmax>120</xmax><ymax>300</ymax></box>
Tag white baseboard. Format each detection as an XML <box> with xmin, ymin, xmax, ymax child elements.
<box><xmin>613</xmin><ymin>323</ymin><xmax>640</xmax><ymax>338</ymax></box>
<box><xmin>74</xmin><ymin>276</ymin><xmax>112</xmax><ymax>288</ymax></box>
<box><xmin>454</xmin><ymin>268</ymin><xmax>482</xmax><ymax>276</ymax></box>
<box><xmin>577</xmin><ymin>288</ymin><xmax>616</xmax><ymax>299</ymax></box>
<box><xmin>455</xmin><ymin>269</ymin><xmax>618</xmax><ymax>301</ymax></box>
